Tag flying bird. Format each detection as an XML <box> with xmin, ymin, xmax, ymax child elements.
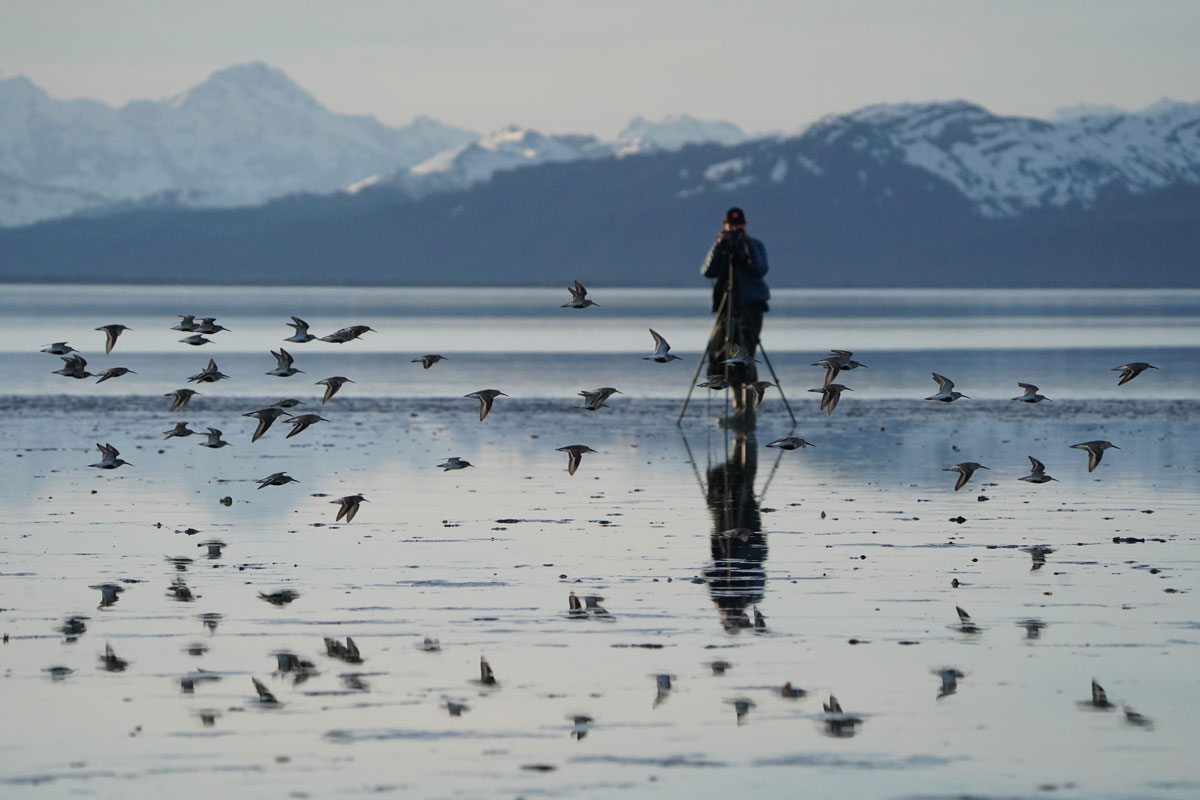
<box><xmin>163</xmin><ymin>421</ymin><xmax>196</xmax><ymax>440</ymax></box>
<box><xmin>285</xmin><ymin>413</ymin><xmax>329</xmax><ymax>439</ymax></box>
<box><xmin>562</xmin><ymin>280</ymin><xmax>598</xmax><ymax>308</ymax></box>
<box><xmin>643</xmin><ymin>329</ymin><xmax>682</xmax><ymax>362</ymax></box>
<box><xmin>1112</xmin><ymin>362</ymin><xmax>1157</xmax><ymax>386</ymax></box>
<box><xmin>40</xmin><ymin>342</ymin><xmax>78</xmax><ymax>355</ymax></box>
<box><xmin>1070</xmin><ymin>440</ymin><xmax>1119</xmax><ymax>472</ymax></box>
<box><xmin>198</xmin><ymin>428</ymin><xmax>231</xmax><ymax>449</ymax></box>
<box><xmin>925</xmin><ymin>372</ymin><xmax>968</xmax><ymax>402</ymax></box>
<box><xmin>330</xmin><ymin>494</ymin><xmax>366</xmax><ymax>523</ymax></box>
<box><xmin>95</xmin><ymin>367</ymin><xmax>135</xmax><ymax>384</ymax></box>
<box><xmin>437</xmin><ymin>457</ymin><xmax>474</xmax><ymax>471</ymax></box>
<box><xmin>766</xmin><ymin>436</ymin><xmax>815</xmax><ymax>450</ymax></box>
<box><xmin>465</xmin><ymin>389</ymin><xmax>508</xmax><ymax>422</ymax></box>
<box><xmin>412</xmin><ymin>354</ymin><xmax>446</xmax><ymax>369</ymax></box>
<box><xmin>188</xmin><ymin>359</ymin><xmax>229</xmax><ymax>383</ymax></box>
<box><xmin>166</xmin><ymin>388</ymin><xmax>199</xmax><ymax>412</ymax></box>
<box><xmin>256</xmin><ymin>472</ymin><xmax>299</xmax><ymax>490</ymax></box>
<box><xmin>244</xmin><ymin>407</ymin><xmax>291</xmax><ymax>442</ymax></box>
<box><xmin>96</xmin><ymin>324</ymin><xmax>131</xmax><ymax>354</ymax></box>
<box><xmin>316</xmin><ymin>376</ymin><xmax>354</xmax><ymax>404</ymax></box>
<box><xmin>808</xmin><ymin>383</ymin><xmax>852</xmax><ymax>416</ymax></box>
<box><xmin>1013</xmin><ymin>382</ymin><xmax>1050</xmax><ymax>403</ymax></box>
<box><xmin>944</xmin><ymin>462</ymin><xmax>988</xmax><ymax>491</ymax></box>
<box><xmin>285</xmin><ymin>316</ymin><xmax>317</xmax><ymax>343</ymax></box>
<box><xmin>556</xmin><ymin>444</ymin><xmax>597</xmax><ymax>476</ymax></box>
<box><xmin>1019</xmin><ymin>456</ymin><xmax>1058</xmax><ymax>484</ymax></box>
<box><xmin>266</xmin><ymin>348</ymin><xmax>302</xmax><ymax>377</ymax></box>
<box><xmin>89</xmin><ymin>442</ymin><xmax>132</xmax><ymax>469</ymax></box>
<box><xmin>811</xmin><ymin>350</ymin><xmax>867</xmax><ymax>385</ymax></box>
<box><xmin>578</xmin><ymin>387</ymin><xmax>621</xmax><ymax>411</ymax></box>
<box><xmin>178</xmin><ymin>334</ymin><xmax>212</xmax><ymax>346</ymax></box>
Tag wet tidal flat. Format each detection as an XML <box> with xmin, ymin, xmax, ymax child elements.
<box><xmin>2</xmin><ymin>395</ymin><xmax>1199</xmax><ymax>799</ymax></box>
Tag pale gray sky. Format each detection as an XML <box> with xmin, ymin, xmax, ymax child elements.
<box><xmin>3</xmin><ymin>0</ymin><xmax>1198</xmax><ymax>137</ymax></box>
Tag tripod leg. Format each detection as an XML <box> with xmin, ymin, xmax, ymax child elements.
<box><xmin>734</xmin><ymin>297</ymin><xmax>797</xmax><ymax>426</ymax></box>
<box><xmin>677</xmin><ymin>292</ymin><xmax>728</xmax><ymax>425</ymax></box>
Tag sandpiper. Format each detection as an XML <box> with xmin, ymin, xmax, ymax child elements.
<box><xmin>188</xmin><ymin>359</ymin><xmax>229</xmax><ymax>383</ymax></box>
<box><xmin>643</xmin><ymin>329</ymin><xmax>682</xmax><ymax>362</ymax></box>
<box><xmin>90</xmin><ymin>583</ymin><xmax>125</xmax><ymax>607</ymax></box>
<box><xmin>331</xmin><ymin>494</ymin><xmax>366</xmax><ymax>523</ymax></box>
<box><xmin>746</xmin><ymin>380</ymin><xmax>775</xmax><ymax>410</ymax></box>
<box><xmin>412</xmin><ymin>354</ymin><xmax>447</xmax><ymax>369</ymax></box>
<box><xmin>256</xmin><ymin>471</ymin><xmax>298</xmax><ymax>490</ymax></box>
<box><xmin>437</xmin><ymin>457</ymin><xmax>474</xmax><ymax>471</ymax></box>
<box><xmin>808</xmin><ymin>383</ymin><xmax>852</xmax><ymax>416</ymax></box>
<box><xmin>271</xmin><ymin>398</ymin><xmax>303</xmax><ymax>408</ymax></box>
<box><xmin>195</xmin><ymin>318</ymin><xmax>230</xmax><ymax>335</ymax></box>
<box><xmin>562</xmin><ymin>280</ymin><xmax>598</xmax><ymax>309</ymax></box>
<box><xmin>480</xmin><ymin>656</ymin><xmax>498</xmax><ymax>686</ymax></box>
<box><xmin>171</xmin><ymin>315</ymin><xmax>198</xmax><ymax>332</ymax></box>
<box><xmin>578</xmin><ymin>387</ymin><xmax>621</xmax><ymax>410</ymax></box>
<box><xmin>40</xmin><ymin>342</ymin><xmax>77</xmax><ymax>355</ymax></box>
<box><xmin>1112</xmin><ymin>362</ymin><xmax>1157</xmax><ymax>386</ymax></box>
<box><xmin>95</xmin><ymin>367</ymin><xmax>135</xmax><ymax>383</ymax></box>
<box><xmin>199</xmin><ymin>428</ymin><xmax>231</xmax><ymax>449</ymax></box>
<box><xmin>266</xmin><ymin>348</ymin><xmax>302</xmax><ymax>377</ymax></box>
<box><xmin>244</xmin><ymin>406</ymin><xmax>291</xmax><ymax>442</ymax></box>
<box><xmin>96</xmin><ymin>324</ymin><xmax>131</xmax><ymax>355</ymax></box>
<box><xmin>766</xmin><ymin>436</ymin><xmax>815</xmax><ymax>450</ymax></box>
<box><xmin>812</xmin><ymin>350</ymin><xmax>868</xmax><ymax>385</ymax></box>
<box><xmin>944</xmin><ymin>462</ymin><xmax>988</xmax><ymax>491</ymax></box>
<box><xmin>935</xmin><ymin>668</ymin><xmax>964</xmax><ymax>699</ymax></box>
<box><xmin>251</xmin><ymin>677</ymin><xmax>278</xmax><ymax>704</ymax></box>
<box><xmin>1019</xmin><ymin>455</ymin><xmax>1058</xmax><ymax>483</ymax></box>
<box><xmin>1013</xmin><ymin>382</ymin><xmax>1050</xmax><ymax>403</ymax></box>
<box><xmin>53</xmin><ymin>354</ymin><xmax>93</xmax><ymax>379</ymax></box>
<box><xmin>163</xmin><ymin>421</ymin><xmax>197</xmax><ymax>440</ymax></box>
<box><xmin>1087</xmin><ymin>680</ymin><xmax>1114</xmax><ymax>709</ymax></box>
<box><xmin>465</xmin><ymin>389</ymin><xmax>508</xmax><ymax>421</ymax></box>
<box><xmin>285</xmin><ymin>413</ymin><xmax>328</xmax><ymax>438</ymax></box>
<box><xmin>166</xmin><ymin>388</ymin><xmax>199</xmax><ymax>412</ymax></box>
<box><xmin>926</xmin><ymin>372</ymin><xmax>968</xmax><ymax>402</ymax></box>
<box><xmin>697</xmin><ymin>375</ymin><xmax>731</xmax><ymax>390</ymax></box>
<box><xmin>955</xmin><ymin>606</ymin><xmax>979</xmax><ymax>633</ymax></box>
<box><xmin>556</xmin><ymin>444</ymin><xmax>597</xmax><ymax>476</ymax></box>
<box><xmin>320</xmin><ymin>325</ymin><xmax>376</xmax><ymax>344</ymax></box>
<box><xmin>259</xmin><ymin>589</ymin><xmax>300</xmax><ymax>606</ymax></box>
<box><xmin>99</xmin><ymin>643</ymin><xmax>129</xmax><ymax>673</ymax></box>
<box><xmin>90</xmin><ymin>442</ymin><xmax>132</xmax><ymax>469</ymax></box>
<box><xmin>285</xmin><ymin>316</ymin><xmax>317</xmax><ymax>343</ymax></box>
<box><xmin>324</xmin><ymin>636</ymin><xmax>363</xmax><ymax>663</ymax></box>
<box><xmin>721</xmin><ymin>344</ymin><xmax>760</xmax><ymax>367</ymax></box>
<box><xmin>178</xmin><ymin>334</ymin><xmax>212</xmax><ymax>346</ymax></box>
<box><xmin>316</xmin><ymin>376</ymin><xmax>353</xmax><ymax>404</ymax></box>
<box><xmin>1070</xmin><ymin>440</ymin><xmax>1118</xmax><ymax>472</ymax></box>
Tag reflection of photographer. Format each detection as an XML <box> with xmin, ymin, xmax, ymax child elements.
<box><xmin>704</xmin><ymin>432</ymin><xmax>767</xmax><ymax>632</ymax></box>
<box><xmin>701</xmin><ymin>207</ymin><xmax>771</xmax><ymax>413</ymax></box>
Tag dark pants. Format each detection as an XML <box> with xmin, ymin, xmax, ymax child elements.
<box><xmin>707</xmin><ymin>303</ymin><xmax>765</xmax><ymax>402</ymax></box>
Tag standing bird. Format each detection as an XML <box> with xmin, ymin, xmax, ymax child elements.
<box><xmin>465</xmin><ymin>389</ymin><xmax>508</xmax><ymax>422</ymax></box>
<box><xmin>1070</xmin><ymin>440</ymin><xmax>1119</xmax><ymax>472</ymax></box>
<box><xmin>925</xmin><ymin>372</ymin><xmax>968</xmax><ymax>402</ymax></box>
<box><xmin>96</xmin><ymin>324</ymin><xmax>131</xmax><ymax>355</ymax></box>
<box><xmin>1112</xmin><ymin>362</ymin><xmax>1157</xmax><ymax>386</ymax></box>
<box><xmin>330</xmin><ymin>494</ymin><xmax>366</xmax><ymax>523</ymax></box>
<box><xmin>244</xmin><ymin>407</ymin><xmax>291</xmax><ymax>442</ymax></box>
<box><xmin>808</xmin><ymin>383</ymin><xmax>852</xmax><ymax>416</ymax></box>
<box><xmin>1019</xmin><ymin>456</ymin><xmax>1058</xmax><ymax>484</ymax></box>
<box><xmin>266</xmin><ymin>349</ymin><xmax>302</xmax><ymax>378</ymax></box>
<box><xmin>944</xmin><ymin>462</ymin><xmax>988</xmax><ymax>491</ymax></box>
<box><xmin>198</xmin><ymin>428</ymin><xmax>232</xmax><ymax>449</ymax></box>
<box><xmin>556</xmin><ymin>444</ymin><xmax>597</xmax><ymax>476</ymax></box>
<box><xmin>1013</xmin><ymin>383</ymin><xmax>1050</xmax><ymax>403</ymax></box>
<box><xmin>163</xmin><ymin>421</ymin><xmax>197</xmax><ymax>440</ymax></box>
<box><xmin>89</xmin><ymin>442</ymin><xmax>132</xmax><ymax>469</ymax></box>
<box><xmin>285</xmin><ymin>414</ymin><xmax>328</xmax><ymax>439</ymax></box>
<box><xmin>95</xmin><ymin>367</ymin><xmax>136</xmax><ymax>384</ymax></box>
<box><xmin>166</xmin><ymin>388</ymin><xmax>199</xmax><ymax>412</ymax></box>
<box><xmin>316</xmin><ymin>376</ymin><xmax>354</xmax><ymax>404</ymax></box>
<box><xmin>256</xmin><ymin>472</ymin><xmax>299</xmax><ymax>490</ymax></box>
<box><xmin>283</xmin><ymin>316</ymin><xmax>317</xmax><ymax>343</ymax></box>
<box><xmin>562</xmin><ymin>280</ymin><xmax>598</xmax><ymax>308</ymax></box>
<box><xmin>412</xmin><ymin>354</ymin><xmax>447</xmax><ymax>369</ymax></box>
<box><xmin>643</xmin><ymin>329</ymin><xmax>682</xmax><ymax>362</ymax></box>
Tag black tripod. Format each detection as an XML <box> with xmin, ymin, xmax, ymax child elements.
<box><xmin>677</xmin><ymin>245</ymin><xmax>796</xmax><ymax>426</ymax></box>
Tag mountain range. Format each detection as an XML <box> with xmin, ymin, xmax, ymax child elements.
<box><xmin>0</xmin><ymin>64</ymin><xmax>1197</xmax><ymax>287</ymax></box>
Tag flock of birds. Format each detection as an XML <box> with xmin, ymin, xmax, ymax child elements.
<box><xmin>30</xmin><ymin>279</ymin><xmax>1165</xmax><ymax>736</ymax></box>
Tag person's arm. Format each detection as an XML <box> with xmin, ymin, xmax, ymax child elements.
<box><xmin>747</xmin><ymin>239</ymin><xmax>769</xmax><ymax>278</ymax></box>
<box><xmin>701</xmin><ymin>238</ymin><xmax>726</xmax><ymax>278</ymax></box>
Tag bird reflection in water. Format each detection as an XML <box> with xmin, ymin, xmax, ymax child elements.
<box><xmin>704</xmin><ymin>432</ymin><xmax>769</xmax><ymax>633</ymax></box>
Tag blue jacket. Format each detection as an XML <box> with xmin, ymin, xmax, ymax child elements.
<box><xmin>702</xmin><ymin>233</ymin><xmax>770</xmax><ymax>313</ymax></box>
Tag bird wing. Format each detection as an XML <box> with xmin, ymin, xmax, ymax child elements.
<box><xmin>1028</xmin><ymin>455</ymin><xmax>1046</xmax><ymax>474</ymax></box>
<box><xmin>648</xmin><ymin>329</ymin><xmax>670</xmax><ymax>354</ymax></box>
<box><xmin>1017</xmin><ymin>382</ymin><xmax>1038</xmax><ymax>392</ymax></box>
<box><xmin>932</xmin><ymin>372</ymin><xmax>954</xmax><ymax>391</ymax></box>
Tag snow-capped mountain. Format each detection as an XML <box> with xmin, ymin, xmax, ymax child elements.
<box><xmin>0</xmin><ymin>63</ymin><xmax>476</xmax><ymax>227</ymax></box>
<box><xmin>615</xmin><ymin>114</ymin><xmax>748</xmax><ymax>153</ymax></box>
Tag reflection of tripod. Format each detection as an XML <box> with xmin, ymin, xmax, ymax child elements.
<box><xmin>677</xmin><ymin>251</ymin><xmax>796</xmax><ymax>426</ymax></box>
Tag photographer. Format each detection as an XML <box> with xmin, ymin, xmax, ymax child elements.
<box><xmin>701</xmin><ymin>207</ymin><xmax>771</xmax><ymax>413</ymax></box>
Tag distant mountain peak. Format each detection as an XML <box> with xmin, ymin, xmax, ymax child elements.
<box><xmin>617</xmin><ymin>113</ymin><xmax>747</xmax><ymax>152</ymax></box>
<box><xmin>169</xmin><ymin>61</ymin><xmax>321</xmax><ymax>111</ymax></box>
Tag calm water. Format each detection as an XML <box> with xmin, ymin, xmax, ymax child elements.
<box><xmin>1</xmin><ymin>285</ymin><xmax>1198</xmax><ymax>799</ymax></box>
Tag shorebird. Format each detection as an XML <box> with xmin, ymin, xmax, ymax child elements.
<box><xmin>562</xmin><ymin>280</ymin><xmax>598</xmax><ymax>309</ymax></box>
<box><xmin>746</xmin><ymin>380</ymin><xmax>775</xmax><ymax>410</ymax></box>
<box><xmin>90</xmin><ymin>442</ymin><xmax>132</xmax><ymax>469</ymax></box>
<box><xmin>171</xmin><ymin>315</ymin><xmax>198</xmax><ymax>332</ymax></box>
<box><xmin>812</xmin><ymin>350</ymin><xmax>868</xmax><ymax>385</ymax></box>
<box><xmin>324</xmin><ymin>636</ymin><xmax>363</xmax><ymax>663</ymax></box>
<box><xmin>568</xmin><ymin>592</ymin><xmax>586</xmax><ymax>617</ymax></box>
<box><xmin>721</xmin><ymin>344</ymin><xmax>760</xmax><ymax>367</ymax></box>
<box><xmin>1013</xmin><ymin>382</ymin><xmax>1050</xmax><ymax>403</ymax></box>
<box><xmin>643</xmin><ymin>329</ymin><xmax>682</xmax><ymax>362</ymax></box>
<box><xmin>808</xmin><ymin>383</ymin><xmax>852</xmax><ymax>416</ymax></box>
<box><xmin>1087</xmin><ymin>680</ymin><xmax>1115</xmax><ymax>709</ymax></box>
<box><xmin>935</xmin><ymin>668</ymin><xmax>964</xmax><ymax>699</ymax></box>
<box><xmin>244</xmin><ymin>406</ymin><xmax>291</xmax><ymax>442</ymax></box>
<box><xmin>266</xmin><ymin>348</ymin><xmax>302</xmax><ymax>377</ymax></box>
<box><xmin>578</xmin><ymin>387</ymin><xmax>621</xmax><ymax>410</ymax></box>
<box><xmin>1019</xmin><ymin>456</ymin><xmax>1058</xmax><ymax>483</ymax></box>
<box><xmin>568</xmin><ymin>714</ymin><xmax>593</xmax><ymax>740</ymax></box>
<box><xmin>465</xmin><ymin>389</ymin><xmax>507</xmax><ymax>421</ymax></box>
<box><xmin>256</xmin><ymin>471</ymin><xmax>298</xmax><ymax>490</ymax></box>
<box><xmin>480</xmin><ymin>656</ymin><xmax>498</xmax><ymax>686</ymax></box>
<box><xmin>259</xmin><ymin>589</ymin><xmax>300</xmax><ymax>606</ymax></box>
<box><xmin>316</xmin><ymin>376</ymin><xmax>353</xmax><ymax>404</ymax></box>
<box><xmin>926</xmin><ymin>372</ymin><xmax>968</xmax><ymax>402</ymax></box>
<box><xmin>955</xmin><ymin>606</ymin><xmax>979</xmax><ymax>633</ymax></box>
<box><xmin>53</xmin><ymin>354</ymin><xmax>93</xmax><ymax>379</ymax></box>
<box><xmin>320</xmin><ymin>325</ymin><xmax>376</xmax><ymax>344</ymax></box>
<box><xmin>198</xmin><ymin>428</ymin><xmax>231</xmax><ymax>449</ymax></box>
<box><xmin>188</xmin><ymin>358</ymin><xmax>228</xmax><ymax>383</ymax></box>
<box><xmin>90</xmin><ymin>583</ymin><xmax>125</xmax><ymax>608</ymax></box>
<box><xmin>445</xmin><ymin>699</ymin><xmax>470</xmax><ymax>717</ymax></box>
<box><xmin>284</xmin><ymin>316</ymin><xmax>317</xmax><ymax>343</ymax></box>
<box><xmin>178</xmin><ymin>334</ymin><xmax>212</xmax><ymax>346</ymax></box>
<box><xmin>944</xmin><ymin>462</ymin><xmax>988</xmax><ymax>491</ymax></box>
<box><xmin>96</xmin><ymin>324</ymin><xmax>130</xmax><ymax>354</ymax></box>
<box><xmin>95</xmin><ymin>367</ymin><xmax>135</xmax><ymax>383</ymax></box>
<box><xmin>437</xmin><ymin>457</ymin><xmax>474</xmax><ymax>471</ymax></box>
<box><xmin>251</xmin><ymin>677</ymin><xmax>278</xmax><ymax>704</ymax></box>
<box><xmin>766</xmin><ymin>436</ymin><xmax>815</xmax><ymax>450</ymax></box>
<box><xmin>1112</xmin><ymin>362</ymin><xmax>1157</xmax><ymax>386</ymax></box>
<box><xmin>40</xmin><ymin>342</ymin><xmax>77</xmax><ymax>355</ymax></box>
<box><xmin>697</xmin><ymin>375</ymin><xmax>731</xmax><ymax>390</ymax></box>
<box><xmin>99</xmin><ymin>643</ymin><xmax>129</xmax><ymax>673</ymax></box>
<box><xmin>285</xmin><ymin>413</ymin><xmax>328</xmax><ymax>438</ymax></box>
<box><xmin>412</xmin><ymin>354</ymin><xmax>447</xmax><ymax>369</ymax></box>
<box><xmin>195</xmin><ymin>318</ymin><xmax>230</xmax><ymax>335</ymax></box>
<box><xmin>271</xmin><ymin>398</ymin><xmax>303</xmax><ymax>409</ymax></box>
<box><xmin>556</xmin><ymin>444</ymin><xmax>597</xmax><ymax>476</ymax></box>
<box><xmin>166</xmin><ymin>388</ymin><xmax>199</xmax><ymax>412</ymax></box>
<box><xmin>163</xmin><ymin>421</ymin><xmax>197</xmax><ymax>440</ymax></box>
<box><xmin>1070</xmin><ymin>440</ymin><xmax>1118</xmax><ymax>472</ymax></box>
<box><xmin>330</xmin><ymin>494</ymin><xmax>366</xmax><ymax>523</ymax></box>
